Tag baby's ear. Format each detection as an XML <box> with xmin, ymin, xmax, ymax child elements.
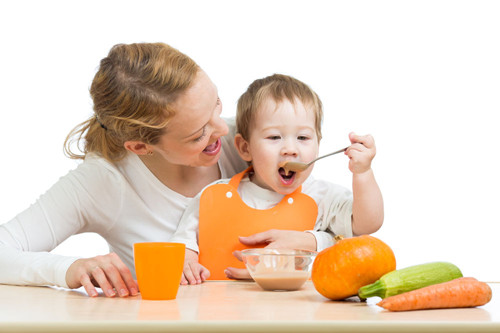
<box><xmin>234</xmin><ymin>134</ymin><xmax>252</xmax><ymax>162</ymax></box>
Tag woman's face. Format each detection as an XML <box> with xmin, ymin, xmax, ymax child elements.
<box><xmin>152</xmin><ymin>70</ymin><xmax>228</xmax><ymax>167</ymax></box>
<box><xmin>243</xmin><ymin>97</ymin><xmax>319</xmax><ymax>195</ymax></box>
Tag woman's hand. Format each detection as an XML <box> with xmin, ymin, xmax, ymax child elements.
<box><xmin>181</xmin><ymin>249</ymin><xmax>210</xmax><ymax>285</ymax></box>
<box><xmin>238</xmin><ymin>230</ymin><xmax>317</xmax><ymax>251</ymax></box>
<box><xmin>225</xmin><ymin>230</ymin><xmax>317</xmax><ymax>280</ymax></box>
<box><xmin>65</xmin><ymin>252</ymin><xmax>138</xmax><ymax>298</ymax></box>
<box><xmin>225</xmin><ymin>250</ymin><xmax>252</xmax><ymax>280</ymax></box>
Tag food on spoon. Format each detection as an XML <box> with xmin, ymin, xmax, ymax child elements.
<box><xmin>278</xmin><ymin>164</ymin><xmax>296</xmax><ymax>181</ymax></box>
<box><xmin>311</xmin><ymin>235</ymin><xmax>396</xmax><ymax>300</ymax></box>
<box><xmin>377</xmin><ymin>277</ymin><xmax>492</xmax><ymax>311</ymax></box>
<box><xmin>358</xmin><ymin>261</ymin><xmax>463</xmax><ymax>299</ymax></box>
<box><xmin>278</xmin><ymin>161</ymin><xmax>298</xmax><ymax>176</ymax></box>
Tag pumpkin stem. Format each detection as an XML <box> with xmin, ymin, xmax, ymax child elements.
<box><xmin>334</xmin><ymin>235</ymin><xmax>344</xmax><ymax>242</ymax></box>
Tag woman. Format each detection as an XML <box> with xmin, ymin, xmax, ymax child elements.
<box><xmin>0</xmin><ymin>43</ymin><xmax>324</xmax><ymax>297</ymax></box>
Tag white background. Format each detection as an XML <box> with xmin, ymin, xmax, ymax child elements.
<box><xmin>1</xmin><ymin>0</ymin><xmax>499</xmax><ymax>281</ymax></box>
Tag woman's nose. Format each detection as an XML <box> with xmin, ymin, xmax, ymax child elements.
<box><xmin>211</xmin><ymin>113</ymin><xmax>229</xmax><ymax>137</ymax></box>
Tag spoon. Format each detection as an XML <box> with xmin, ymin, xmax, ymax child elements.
<box><xmin>280</xmin><ymin>146</ymin><xmax>349</xmax><ymax>174</ymax></box>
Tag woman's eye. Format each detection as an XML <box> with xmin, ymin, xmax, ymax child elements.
<box><xmin>194</xmin><ymin>128</ymin><xmax>207</xmax><ymax>142</ymax></box>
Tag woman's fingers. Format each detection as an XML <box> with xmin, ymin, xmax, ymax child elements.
<box><xmin>232</xmin><ymin>250</ymin><xmax>243</xmax><ymax>262</ymax></box>
<box><xmin>107</xmin><ymin>253</ymin><xmax>139</xmax><ymax>296</ymax></box>
<box><xmin>66</xmin><ymin>253</ymin><xmax>138</xmax><ymax>297</ymax></box>
<box><xmin>79</xmin><ymin>272</ymin><xmax>99</xmax><ymax>297</ymax></box>
<box><xmin>240</xmin><ymin>230</ymin><xmax>316</xmax><ymax>251</ymax></box>
<box><xmin>90</xmin><ymin>265</ymin><xmax>117</xmax><ymax>297</ymax></box>
<box><xmin>238</xmin><ymin>231</ymin><xmax>274</xmax><ymax>246</ymax></box>
<box><xmin>225</xmin><ymin>267</ymin><xmax>252</xmax><ymax>280</ymax></box>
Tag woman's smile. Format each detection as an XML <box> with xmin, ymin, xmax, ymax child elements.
<box><xmin>203</xmin><ymin>138</ymin><xmax>222</xmax><ymax>156</ymax></box>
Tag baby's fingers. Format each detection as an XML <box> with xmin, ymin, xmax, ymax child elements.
<box><xmin>184</xmin><ymin>262</ymin><xmax>209</xmax><ymax>285</ymax></box>
<box><xmin>180</xmin><ymin>273</ymin><xmax>189</xmax><ymax>285</ymax></box>
<box><xmin>349</xmin><ymin>132</ymin><xmax>375</xmax><ymax>148</ymax></box>
<box><xmin>182</xmin><ymin>265</ymin><xmax>199</xmax><ymax>285</ymax></box>
<box><xmin>200</xmin><ymin>266</ymin><xmax>211</xmax><ymax>281</ymax></box>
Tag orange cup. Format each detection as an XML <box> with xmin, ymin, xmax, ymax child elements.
<box><xmin>133</xmin><ymin>242</ymin><xmax>185</xmax><ymax>300</ymax></box>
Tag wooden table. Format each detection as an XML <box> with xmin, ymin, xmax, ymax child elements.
<box><xmin>0</xmin><ymin>281</ymin><xmax>498</xmax><ymax>332</ymax></box>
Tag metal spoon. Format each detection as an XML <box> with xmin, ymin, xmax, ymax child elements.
<box><xmin>280</xmin><ymin>146</ymin><xmax>349</xmax><ymax>174</ymax></box>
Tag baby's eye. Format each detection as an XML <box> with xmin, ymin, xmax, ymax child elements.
<box><xmin>298</xmin><ymin>135</ymin><xmax>310</xmax><ymax>141</ymax></box>
<box><xmin>267</xmin><ymin>135</ymin><xmax>281</xmax><ymax>140</ymax></box>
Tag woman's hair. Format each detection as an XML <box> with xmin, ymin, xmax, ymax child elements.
<box><xmin>236</xmin><ymin>73</ymin><xmax>323</xmax><ymax>141</ymax></box>
<box><xmin>64</xmin><ymin>42</ymin><xmax>200</xmax><ymax>162</ymax></box>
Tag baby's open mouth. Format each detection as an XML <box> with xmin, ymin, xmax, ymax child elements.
<box><xmin>278</xmin><ymin>167</ymin><xmax>296</xmax><ymax>184</ymax></box>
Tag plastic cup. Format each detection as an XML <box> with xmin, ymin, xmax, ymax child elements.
<box><xmin>133</xmin><ymin>242</ymin><xmax>185</xmax><ymax>300</ymax></box>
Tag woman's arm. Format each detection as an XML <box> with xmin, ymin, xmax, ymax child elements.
<box><xmin>0</xmin><ymin>194</ymin><xmax>82</xmax><ymax>287</ymax></box>
<box><xmin>0</xmin><ymin>158</ymin><xmax>137</xmax><ymax>297</ymax></box>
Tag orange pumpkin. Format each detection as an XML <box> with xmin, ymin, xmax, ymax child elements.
<box><xmin>311</xmin><ymin>235</ymin><xmax>396</xmax><ymax>300</ymax></box>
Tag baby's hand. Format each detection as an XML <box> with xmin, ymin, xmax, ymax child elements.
<box><xmin>181</xmin><ymin>249</ymin><xmax>210</xmax><ymax>285</ymax></box>
<box><xmin>345</xmin><ymin>132</ymin><xmax>376</xmax><ymax>174</ymax></box>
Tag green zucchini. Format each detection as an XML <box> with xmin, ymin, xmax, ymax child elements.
<box><xmin>358</xmin><ymin>261</ymin><xmax>462</xmax><ymax>299</ymax></box>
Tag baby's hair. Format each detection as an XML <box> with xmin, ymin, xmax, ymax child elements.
<box><xmin>236</xmin><ymin>74</ymin><xmax>323</xmax><ymax>141</ymax></box>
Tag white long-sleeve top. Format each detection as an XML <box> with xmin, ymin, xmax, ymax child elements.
<box><xmin>171</xmin><ymin>175</ymin><xmax>353</xmax><ymax>253</ymax></box>
<box><xmin>0</xmin><ymin>118</ymin><xmax>248</xmax><ymax>288</ymax></box>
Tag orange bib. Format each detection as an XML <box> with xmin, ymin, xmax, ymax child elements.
<box><xmin>198</xmin><ymin>167</ymin><xmax>318</xmax><ymax>280</ymax></box>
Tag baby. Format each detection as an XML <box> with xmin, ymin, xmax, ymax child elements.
<box><xmin>171</xmin><ymin>73</ymin><xmax>383</xmax><ymax>284</ymax></box>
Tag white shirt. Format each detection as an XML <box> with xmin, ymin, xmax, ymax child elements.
<box><xmin>171</xmin><ymin>174</ymin><xmax>353</xmax><ymax>253</ymax></box>
<box><xmin>0</xmin><ymin>118</ymin><xmax>247</xmax><ymax>288</ymax></box>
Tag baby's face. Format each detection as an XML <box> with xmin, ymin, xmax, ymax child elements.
<box><xmin>246</xmin><ymin>98</ymin><xmax>319</xmax><ymax>195</ymax></box>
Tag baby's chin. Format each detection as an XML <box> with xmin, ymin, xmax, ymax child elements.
<box><xmin>273</xmin><ymin>183</ymin><xmax>302</xmax><ymax>196</ymax></box>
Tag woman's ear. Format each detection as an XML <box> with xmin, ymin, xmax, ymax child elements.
<box><xmin>124</xmin><ymin>140</ymin><xmax>152</xmax><ymax>155</ymax></box>
<box><xmin>234</xmin><ymin>134</ymin><xmax>252</xmax><ymax>162</ymax></box>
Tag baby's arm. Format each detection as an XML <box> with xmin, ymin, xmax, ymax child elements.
<box><xmin>346</xmin><ymin>132</ymin><xmax>384</xmax><ymax>235</ymax></box>
<box><xmin>171</xmin><ymin>192</ymin><xmax>212</xmax><ymax>285</ymax></box>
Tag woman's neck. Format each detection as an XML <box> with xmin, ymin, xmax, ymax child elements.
<box><xmin>139</xmin><ymin>155</ymin><xmax>221</xmax><ymax>197</ymax></box>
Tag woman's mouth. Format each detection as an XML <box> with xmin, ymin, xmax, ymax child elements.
<box><xmin>203</xmin><ymin>138</ymin><xmax>222</xmax><ymax>156</ymax></box>
<box><xmin>278</xmin><ymin>167</ymin><xmax>296</xmax><ymax>185</ymax></box>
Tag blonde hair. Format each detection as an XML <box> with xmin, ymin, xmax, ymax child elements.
<box><xmin>236</xmin><ymin>74</ymin><xmax>323</xmax><ymax>141</ymax></box>
<box><xmin>64</xmin><ymin>42</ymin><xmax>200</xmax><ymax>162</ymax></box>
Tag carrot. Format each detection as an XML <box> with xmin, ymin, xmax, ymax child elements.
<box><xmin>377</xmin><ymin>277</ymin><xmax>492</xmax><ymax>312</ymax></box>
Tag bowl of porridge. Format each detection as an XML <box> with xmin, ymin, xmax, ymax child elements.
<box><xmin>241</xmin><ymin>248</ymin><xmax>317</xmax><ymax>291</ymax></box>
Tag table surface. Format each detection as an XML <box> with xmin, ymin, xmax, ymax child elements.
<box><xmin>0</xmin><ymin>281</ymin><xmax>498</xmax><ymax>333</ymax></box>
